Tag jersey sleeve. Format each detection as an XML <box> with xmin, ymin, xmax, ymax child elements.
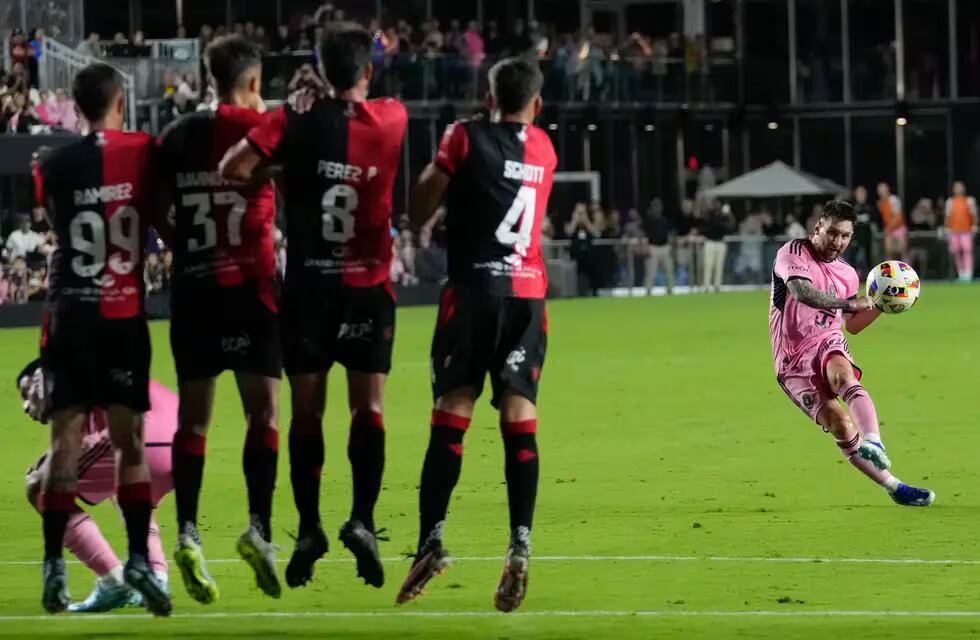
<box><xmin>773</xmin><ymin>244</ymin><xmax>812</xmax><ymax>282</ymax></box>
<box><xmin>246</xmin><ymin>106</ymin><xmax>289</xmax><ymax>160</ymax></box>
<box><xmin>434</xmin><ymin>121</ymin><xmax>470</xmax><ymax>176</ymax></box>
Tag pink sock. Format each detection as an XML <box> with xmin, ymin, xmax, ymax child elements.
<box><xmin>839</xmin><ymin>381</ymin><xmax>881</xmax><ymax>443</ymax></box>
<box><xmin>147</xmin><ymin>516</ymin><xmax>167</xmax><ymax>574</ymax></box>
<box><xmin>836</xmin><ymin>432</ymin><xmax>898</xmax><ymax>489</ymax></box>
<box><xmin>63</xmin><ymin>511</ymin><xmax>122</xmax><ymax>576</ymax></box>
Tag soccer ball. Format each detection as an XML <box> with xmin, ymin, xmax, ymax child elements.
<box><xmin>866</xmin><ymin>261</ymin><xmax>921</xmax><ymax>314</ymax></box>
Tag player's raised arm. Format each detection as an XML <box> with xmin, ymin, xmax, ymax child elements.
<box><xmin>219</xmin><ymin>106</ymin><xmax>288</xmax><ymax>184</ymax></box>
<box><xmin>786</xmin><ymin>278</ymin><xmax>871</xmax><ymax>313</ymax></box>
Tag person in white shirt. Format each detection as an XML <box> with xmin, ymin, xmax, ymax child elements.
<box><xmin>5</xmin><ymin>214</ymin><xmax>44</xmax><ymax>261</ymax></box>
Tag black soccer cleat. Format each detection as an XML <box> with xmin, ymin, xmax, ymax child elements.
<box><xmin>494</xmin><ymin>542</ymin><xmax>530</xmax><ymax>613</ymax></box>
<box><xmin>124</xmin><ymin>553</ymin><xmax>172</xmax><ymax>617</ymax></box>
<box><xmin>41</xmin><ymin>558</ymin><xmax>70</xmax><ymax>614</ymax></box>
<box><xmin>396</xmin><ymin>540</ymin><xmax>451</xmax><ymax>605</ymax></box>
<box><xmin>338</xmin><ymin>519</ymin><xmax>386</xmax><ymax>588</ymax></box>
<box><xmin>285</xmin><ymin>526</ymin><xmax>329</xmax><ymax>589</ymax></box>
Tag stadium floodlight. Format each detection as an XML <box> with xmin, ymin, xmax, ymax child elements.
<box><xmin>644</xmin><ymin>124</ymin><xmax>655</xmax><ymax>132</ymax></box>
<box><xmin>895</xmin><ymin>101</ymin><xmax>909</xmax><ymax>126</ymax></box>
<box><xmin>548</xmin><ymin>123</ymin><xmax>558</xmax><ymax>131</ymax></box>
<box><xmin>767</xmin><ymin>121</ymin><xmax>779</xmax><ymax>130</ymax></box>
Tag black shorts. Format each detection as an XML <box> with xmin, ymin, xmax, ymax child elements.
<box><xmin>42</xmin><ymin>313</ymin><xmax>151</xmax><ymax>414</ymax></box>
<box><xmin>170</xmin><ymin>283</ymin><xmax>282</xmax><ymax>384</ymax></box>
<box><xmin>431</xmin><ymin>285</ymin><xmax>547</xmax><ymax>407</ymax></box>
<box><xmin>280</xmin><ymin>280</ymin><xmax>395</xmax><ymax>376</ymax></box>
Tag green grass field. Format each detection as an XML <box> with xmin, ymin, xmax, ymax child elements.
<box><xmin>0</xmin><ymin>287</ymin><xmax>979</xmax><ymax>638</ymax></box>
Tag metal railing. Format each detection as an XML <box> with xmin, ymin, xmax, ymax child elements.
<box><xmin>536</xmin><ymin>231</ymin><xmax>966</xmax><ymax>298</ymax></box>
<box><xmin>38</xmin><ymin>38</ymin><xmax>137</xmax><ymax>129</ymax></box>
<box><xmin>95</xmin><ymin>39</ymin><xmax>201</xmax><ymax>101</ymax></box>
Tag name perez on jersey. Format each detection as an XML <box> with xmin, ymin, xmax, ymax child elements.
<box><xmin>503</xmin><ymin>160</ymin><xmax>545</xmax><ymax>185</ymax></box>
<box><xmin>317</xmin><ymin>160</ymin><xmax>378</xmax><ymax>182</ymax></box>
<box><xmin>73</xmin><ymin>183</ymin><xmax>133</xmax><ymax>206</ymax></box>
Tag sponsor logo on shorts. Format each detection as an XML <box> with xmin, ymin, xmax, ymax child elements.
<box><xmin>801</xmin><ymin>393</ymin><xmax>814</xmax><ymax>410</ymax></box>
<box><xmin>109</xmin><ymin>369</ymin><xmax>133</xmax><ymax>387</ymax></box>
<box><xmin>338</xmin><ymin>320</ymin><xmax>374</xmax><ymax>341</ymax></box>
<box><xmin>222</xmin><ymin>333</ymin><xmax>252</xmax><ymax>355</ymax></box>
<box><xmin>506</xmin><ymin>347</ymin><xmax>527</xmax><ymax>373</ymax></box>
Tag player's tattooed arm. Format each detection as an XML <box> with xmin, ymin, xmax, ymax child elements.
<box><xmin>786</xmin><ymin>278</ymin><xmax>872</xmax><ymax>312</ymax></box>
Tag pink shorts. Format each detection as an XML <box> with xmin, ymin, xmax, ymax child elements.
<box><xmin>776</xmin><ymin>332</ymin><xmax>862</xmax><ymax>425</ymax></box>
<box><xmin>948</xmin><ymin>232</ymin><xmax>973</xmax><ymax>254</ymax></box>
<box><xmin>27</xmin><ymin>442</ymin><xmax>173</xmax><ymax>507</ymax></box>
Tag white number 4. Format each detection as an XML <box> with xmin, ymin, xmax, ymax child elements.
<box><xmin>496</xmin><ymin>185</ymin><xmax>537</xmax><ymax>256</ymax></box>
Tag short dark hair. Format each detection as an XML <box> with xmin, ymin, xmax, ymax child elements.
<box><xmin>318</xmin><ymin>27</ymin><xmax>373</xmax><ymax>92</ymax></box>
<box><xmin>205</xmin><ymin>34</ymin><xmax>262</xmax><ymax>96</ymax></box>
<box><xmin>821</xmin><ymin>200</ymin><xmax>857</xmax><ymax>223</ymax></box>
<box><xmin>488</xmin><ymin>57</ymin><xmax>544</xmax><ymax>116</ymax></box>
<box><xmin>72</xmin><ymin>63</ymin><xmax>124</xmax><ymax>123</ymax></box>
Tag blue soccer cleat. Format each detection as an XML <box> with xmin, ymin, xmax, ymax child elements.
<box><xmin>889</xmin><ymin>483</ymin><xmax>935</xmax><ymax>507</ymax></box>
<box><xmin>68</xmin><ymin>579</ymin><xmax>137</xmax><ymax>613</ymax></box>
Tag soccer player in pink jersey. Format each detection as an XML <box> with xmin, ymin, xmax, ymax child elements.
<box><xmin>770</xmin><ymin>201</ymin><xmax>934</xmax><ymax>506</ymax></box>
<box><xmin>19</xmin><ymin>361</ymin><xmax>178</xmax><ymax>612</ymax></box>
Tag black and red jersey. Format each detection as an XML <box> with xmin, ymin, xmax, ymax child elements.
<box><xmin>246</xmin><ymin>97</ymin><xmax>407</xmax><ymax>289</ymax></box>
<box><xmin>157</xmin><ymin>104</ymin><xmax>278</xmax><ymax>311</ymax></box>
<box><xmin>436</xmin><ymin>116</ymin><xmax>556</xmax><ymax>299</ymax></box>
<box><xmin>34</xmin><ymin>130</ymin><xmax>155</xmax><ymax>320</ymax></box>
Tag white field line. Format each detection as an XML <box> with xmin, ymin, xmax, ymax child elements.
<box><xmin>3</xmin><ymin>609</ymin><xmax>980</xmax><ymax>622</ymax></box>
<box><xmin>2</xmin><ymin>554</ymin><xmax>980</xmax><ymax>567</ymax></box>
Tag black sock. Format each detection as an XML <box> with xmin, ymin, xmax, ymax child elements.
<box><xmin>243</xmin><ymin>426</ymin><xmax>279</xmax><ymax>542</ymax></box>
<box><xmin>289</xmin><ymin>420</ymin><xmax>324</xmax><ymax>534</ymax></box>
<box><xmin>501</xmin><ymin>422</ymin><xmax>539</xmax><ymax>536</ymax></box>
<box><xmin>172</xmin><ymin>431</ymin><xmax>206</xmax><ymax>534</ymax></box>
<box><xmin>118</xmin><ymin>482</ymin><xmax>152</xmax><ymax>557</ymax></box>
<box><xmin>417</xmin><ymin>411</ymin><xmax>470</xmax><ymax>553</ymax></box>
<box><xmin>348</xmin><ymin>411</ymin><xmax>385</xmax><ymax>532</ymax></box>
<box><xmin>41</xmin><ymin>491</ymin><xmax>74</xmax><ymax>561</ymax></box>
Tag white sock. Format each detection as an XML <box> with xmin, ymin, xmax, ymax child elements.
<box><xmin>884</xmin><ymin>476</ymin><xmax>901</xmax><ymax>492</ymax></box>
<box><xmin>100</xmin><ymin>565</ymin><xmax>124</xmax><ymax>588</ymax></box>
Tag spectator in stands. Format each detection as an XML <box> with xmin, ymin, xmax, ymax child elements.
<box><xmin>47</xmin><ymin>88</ymin><xmax>77</xmax><ymax>130</ymax></box>
<box><xmin>107</xmin><ymin>32</ymin><xmax>129</xmax><ymax>56</ymax></box>
<box><xmin>5</xmin><ymin>256</ymin><xmax>28</xmax><ymax>304</ymax></box>
<box><xmin>462</xmin><ymin>21</ymin><xmax>485</xmax><ymax>99</ymax></box>
<box><xmin>161</xmin><ymin>249</ymin><xmax>174</xmax><ymax>290</ymax></box>
<box><xmin>77</xmin><ymin>32</ymin><xmax>101</xmax><ymax>58</ymax></box>
<box><xmin>199</xmin><ymin>24</ymin><xmax>214</xmax><ymax>49</ymax></box>
<box><xmin>272</xmin><ymin>24</ymin><xmax>293</xmax><ymax>52</ymax></box>
<box><xmin>699</xmin><ymin>204</ymin><xmax>733</xmax><ymax>293</ymax></box>
<box><xmin>233</xmin><ymin>22</ymin><xmax>245</xmax><ymax>36</ymax></box>
<box><xmin>9</xmin><ymin>30</ymin><xmax>31</xmax><ymax>69</ymax></box>
<box><xmin>172</xmin><ymin>72</ymin><xmax>198</xmax><ymax>113</ymax></box>
<box><xmin>848</xmin><ymin>185</ymin><xmax>876</xmax><ymax>273</ymax></box>
<box><xmin>145</xmin><ymin>252</ymin><xmax>164</xmax><ymax>294</ymax></box>
<box><xmin>784</xmin><ymin>214</ymin><xmax>807</xmax><ymax>239</ymax></box>
<box><xmin>877</xmin><ymin>181</ymin><xmax>908</xmax><ymax>261</ymax></box>
<box><xmin>254</xmin><ymin>26</ymin><xmax>269</xmax><ymax>51</ymax></box>
<box><xmin>6</xmin><ymin>61</ymin><xmax>28</xmax><ymax>94</ymax></box>
<box><xmin>8</xmin><ymin>91</ymin><xmax>42</xmax><ymax>133</ymax></box>
<box><xmin>131</xmin><ymin>30</ymin><xmax>151</xmax><ymax>56</ymax></box>
<box><xmin>566</xmin><ymin>202</ymin><xmax>600</xmax><ymax>296</ymax></box>
<box><xmin>26</xmin><ymin>263</ymin><xmax>46</xmax><ymax>301</ymax></box>
<box><xmin>244</xmin><ymin>21</ymin><xmax>257</xmax><ymax>41</ymax></box>
<box><xmin>642</xmin><ymin>198</ymin><xmax>675</xmax><ymax>294</ymax></box>
<box><xmin>5</xmin><ymin>213</ymin><xmax>45</xmax><ymax>261</ymax></box>
<box><xmin>945</xmin><ymin>180</ymin><xmax>978</xmax><ymax>282</ymax></box>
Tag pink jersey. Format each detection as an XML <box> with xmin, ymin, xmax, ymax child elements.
<box><xmin>76</xmin><ymin>380</ymin><xmax>177</xmax><ymax>505</ymax></box>
<box><xmin>769</xmin><ymin>239</ymin><xmax>859</xmax><ymax>373</ymax></box>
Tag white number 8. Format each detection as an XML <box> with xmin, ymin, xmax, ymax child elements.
<box><xmin>321</xmin><ymin>184</ymin><xmax>358</xmax><ymax>242</ymax></box>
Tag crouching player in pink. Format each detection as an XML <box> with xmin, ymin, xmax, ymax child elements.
<box><xmin>20</xmin><ymin>360</ymin><xmax>178</xmax><ymax>612</ymax></box>
<box><xmin>770</xmin><ymin>201</ymin><xmax>934</xmax><ymax>506</ymax></box>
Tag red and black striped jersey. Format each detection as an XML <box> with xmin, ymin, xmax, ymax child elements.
<box><xmin>436</xmin><ymin>116</ymin><xmax>556</xmax><ymax>299</ymax></box>
<box><xmin>34</xmin><ymin>130</ymin><xmax>155</xmax><ymax>320</ymax></box>
<box><xmin>157</xmin><ymin>104</ymin><xmax>278</xmax><ymax>311</ymax></box>
<box><xmin>246</xmin><ymin>97</ymin><xmax>407</xmax><ymax>289</ymax></box>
